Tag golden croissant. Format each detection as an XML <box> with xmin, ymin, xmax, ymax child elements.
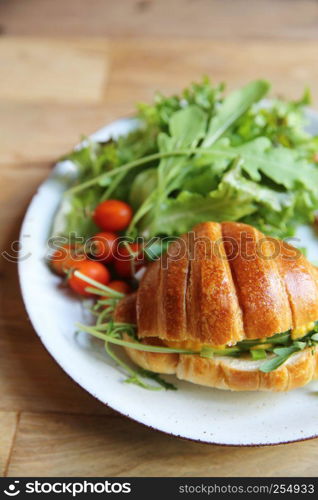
<box><xmin>115</xmin><ymin>221</ymin><xmax>318</xmax><ymax>391</ymax></box>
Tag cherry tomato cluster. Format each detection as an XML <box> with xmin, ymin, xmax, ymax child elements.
<box><xmin>50</xmin><ymin>200</ymin><xmax>145</xmax><ymax>298</ymax></box>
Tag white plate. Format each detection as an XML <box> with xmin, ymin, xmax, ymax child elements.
<box><xmin>19</xmin><ymin>114</ymin><xmax>318</xmax><ymax>446</ymax></box>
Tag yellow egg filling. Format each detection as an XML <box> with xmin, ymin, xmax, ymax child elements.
<box><xmin>291</xmin><ymin>322</ymin><xmax>316</xmax><ymax>340</ymax></box>
<box><xmin>164</xmin><ymin>321</ymin><xmax>317</xmax><ymax>350</ymax></box>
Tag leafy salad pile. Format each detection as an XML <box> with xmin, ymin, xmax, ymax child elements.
<box><xmin>58</xmin><ymin>78</ymin><xmax>318</xmax><ymax>243</ymax></box>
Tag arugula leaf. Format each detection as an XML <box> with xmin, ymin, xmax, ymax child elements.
<box><xmin>243</xmin><ymin>145</ymin><xmax>318</xmax><ymax>192</ymax></box>
<box><xmin>134</xmin><ymin>369</ymin><xmax>177</xmax><ymax>390</ymax></box>
<box><xmin>233</xmin><ymin>137</ymin><xmax>271</xmax><ymax>180</ymax></box>
<box><xmin>259</xmin><ymin>345</ymin><xmax>303</xmax><ymax>373</ymax></box>
<box><xmin>128</xmin><ymin>106</ymin><xmax>208</xmax><ymax>235</ymax></box>
<box><xmin>139</xmin><ymin>189</ymin><xmax>254</xmax><ymax>237</ymax></box>
<box><xmin>263</xmin><ymin>331</ymin><xmax>291</xmax><ymax>345</ymax></box>
<box><xmin>199</xmin><ymin>137</ymin><xmax>318</xmax><ymax>193</ymax></box>
<box><xmin>200</xmin><ymin>346</ymin><xmax>240</xmax><ymax>357</ymax></box>
<box><xmin>203</xmin><ymin>80</ymin><xmax>270</xmax><ymax>147</ymax></box>
<box><xmin>157</xmin><ymin>105</ymin><xmax>208</xmax><ymax>183</ymax></box>
<box><xmin>169</xmin><ymin>105</ymin><xmax>208</xmax><ymax>146</ymax></box>
<box><xmin>139</xmin><ymin>158</ymin><xmax>294</xmax><ymax>237</ymax></box>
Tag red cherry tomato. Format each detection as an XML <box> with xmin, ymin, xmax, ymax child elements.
<box><xmin>68</xmin><ymin>260</ymin><xmax>110</xmax><ymax>297</ymax></box>
<box><xmin>90</xmin><ymin>232</ymin><xmax>117</xmax><ymax>263</ymax></box>
<box><xmin>114</xmin><ymin>242</ymin><xmax>145</xmax><ymax>278</ymax></box>
<box><xmin>50</xmin><ymin>244</ymin><xmax>84</xmax><ymax>275</ymax></box>
<box><xmin>101</xmin><ymin>280</ymin><xmax>132</xmax><ymax>301</ymax></box>
<box><xmin>93</xmin><ymin>200</ymin><xmax>133</xmax><ymax>232</ymax></box>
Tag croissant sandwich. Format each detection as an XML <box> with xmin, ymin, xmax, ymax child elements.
<box><xmin>114</xmin><ymin>221</ymin><xmax>318</xmax><ymax>391</ymax></box>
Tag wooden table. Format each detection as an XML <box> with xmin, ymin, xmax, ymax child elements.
<box><xmin>1</xmin><ymin>0</ymin><xmax>318</xmax><ymax>478</ymax></box>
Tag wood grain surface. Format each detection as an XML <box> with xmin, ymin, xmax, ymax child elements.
<box><xmin>1</xmin><ymin>0</ymin><xmax>318</xmax><ymax>39</ymax></box>
<box><xmin>1</xmin><ymin>1</ymin><xmax>318</xmax><ymax>477</ymax></box>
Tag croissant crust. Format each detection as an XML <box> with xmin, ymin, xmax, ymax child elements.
<box><xmin>135</xmin><ymin>222</ymin><xmax>318</xmax><ymax>346</ymax></box>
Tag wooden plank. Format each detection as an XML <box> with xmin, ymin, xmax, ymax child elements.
<box><xmin>107</xmin><ymin>38</ymin><xmax>318</xmax><ymax>105</ymax></box>
<box><xmin>0</xmin><ymin>103</ymin><xmax>122</xmax><ymax>164</ymax></box>
<box><xmin>1</xmin><ymin>0</ymin><xmax>318</xmax><ymax>40</ymax></box>
<box><xmin>0</xmin><ymin>412</ymin><xmax>18</xmax><ymax>477</ymax></box>
<box><xmin>0</xmin><ymin>38</ymin><xmax>109</xmax><ymax>103</ymax></box>
<box><xmin>2</xmin><ymin>38</ymin><xmax>318</xmax><ymax>165</ymax></box>
<box><xmin>7</xmin><ymin>412</ymin><xmax>318</xmax><ymax>477</ymax></box>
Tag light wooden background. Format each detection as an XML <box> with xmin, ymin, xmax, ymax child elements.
<box><xmin>1</xmin><ymin>0</ymin><xmax>318</xmax><ymax>477</ymax></box>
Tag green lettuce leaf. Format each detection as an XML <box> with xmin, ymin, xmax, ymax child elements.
<box><xmin>139</xmin><ymin>160</ymin><xmax>298</xmax><ymax>237</ymax></box>
<box><xmin>203</xmin><ymin>80</ymin><xmax>270</xmax><ymax>147</ymax></box>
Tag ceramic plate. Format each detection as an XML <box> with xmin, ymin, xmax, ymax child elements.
<box><xmin>19</xmin><ymin>113</ymin><xmax>318</xmax><ymax>446</ymax></box>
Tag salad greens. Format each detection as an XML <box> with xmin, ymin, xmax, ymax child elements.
<box><xmin>58</xmin><ymin>77</ymin><xmax>318</xmax><ymax>242</ymax></box>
